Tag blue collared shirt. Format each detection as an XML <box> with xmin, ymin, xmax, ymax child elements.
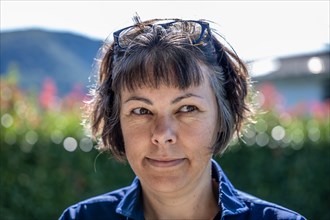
<box><xmin>59</xmin><ymin>159</ymin><xmax>306</xmax><ymax>220</ymax></box>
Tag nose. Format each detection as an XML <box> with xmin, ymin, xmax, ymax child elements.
<box><xmin>151</xmin><ymin>115</ymin><xmax>177</xmax><ymax>145</ymax></box>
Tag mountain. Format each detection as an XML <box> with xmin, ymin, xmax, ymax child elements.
<box><xmin>0</xmin><ymin>29</ymin><xmax>103</xmax><ymax>96</ymax></box>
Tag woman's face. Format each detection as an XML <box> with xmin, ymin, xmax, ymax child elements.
<box><xmin>120</xmin><ymin>74</ymin><xmax>219</xmax><ymax>194</ymax></box>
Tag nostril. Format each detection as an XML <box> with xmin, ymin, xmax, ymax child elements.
<box><xmin>151</xmin><ymin>117</ymin><xmax>177</xmax><ymax>145</ymax></box>
<box><xmin>167</xmin><ymin>138</ymin><xmax>173</xmax><ymax>143</ymax></box>
<box><xmin>152</xmin><ymin>136</ymin><xmax>175</xmax><ymax>145</ymax></box>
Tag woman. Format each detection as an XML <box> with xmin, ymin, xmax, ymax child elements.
<box><xmin>60</xmin><ymin>16</ymin><xmax>306</xmax><ymax>220</ymax></box>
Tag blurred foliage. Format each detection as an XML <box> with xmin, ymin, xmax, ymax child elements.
<box><xmin>0</xmin><ymin>70</ymin><xmax>329</xmax><ymax>220</ymax></box>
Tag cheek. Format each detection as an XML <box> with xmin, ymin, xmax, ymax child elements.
<box><xmin>121</xmin><ymin>120</ymin><xmax>150</xmax><ymax>154</ymax></box>
<box><xmin>182</xmin><ymin>119</ymin><xmax>218</xmax><ymax>150</ymax></box>
<box><xmin>195</xmin><ymin>128</ymin><xmax>216</xmax><ymax>148</ymax></box>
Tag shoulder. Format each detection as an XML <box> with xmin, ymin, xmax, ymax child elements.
<box><xmin>59</xmin><ymin>187</ymin><xmax>130</xmax><ymax>220</ymax></box>
<box><xmin>236</xmin><ymin>190</ymin><xmax>306</xmax><ymax>220</ymax></box>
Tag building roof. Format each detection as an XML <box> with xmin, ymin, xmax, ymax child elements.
<box><xmin>250</xmin><ymin>48</ymin><xmax>330</xmax><ymax>81</ymax></box>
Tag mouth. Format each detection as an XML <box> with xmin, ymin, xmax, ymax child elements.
<box><xmin>146</xmin><ymin>158</ymin><xmax>186</xmax><ymax>168</ymax></box>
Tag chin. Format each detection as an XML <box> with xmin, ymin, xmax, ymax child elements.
<box><xmin>141</xmin><ymin>173</ymin><xmax>189</xmax><ymax>193</ymax></box>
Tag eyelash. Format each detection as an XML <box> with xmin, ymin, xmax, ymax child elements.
<box><xmin>132</xmin><ymin>108</ymin><xmax>152</xmax><ymax>115</ymax></box>
<box><xmin>131</xmin><ymin>105</ymin><xmax>198</xmax><ymax>115</ymax></box>
<box><xmin>179</xmin><ymin>105</ymin><xmax>198</xmax><ymax>113</ymax></box>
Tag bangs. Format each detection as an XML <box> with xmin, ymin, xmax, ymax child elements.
<box><xmin>112</xmin><ymin>46</ymin><xmax>206</xmax><ymax>92</ymax></box>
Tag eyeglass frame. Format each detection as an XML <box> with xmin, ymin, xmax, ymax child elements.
<box><xmin>113</xmin><ymin>19</ymin><xmax>212</xmax><ymax>50</ymax></box>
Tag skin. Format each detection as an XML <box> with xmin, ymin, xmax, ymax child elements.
<box><xmin>120</xmin><ymin>74</ymin><xmax>220</xmax><ymax>219</ymax></box>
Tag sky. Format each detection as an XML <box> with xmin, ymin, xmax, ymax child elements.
<box><xmin>1</xmin><ymin>1</ymin><xmax>329</xmax><ymax>61</ymax></box>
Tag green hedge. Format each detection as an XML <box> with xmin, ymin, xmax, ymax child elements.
<box><xmin>1</xmin><ymin>139</ymin><xmax>329</xmax><ymax>219</ymax></box>
<box><xmin>216</xmin><ymin>141</ymin><xmax>330</xmax><ymax>220</ymax></box>
<box><xmin>1</xmin><ymin>74</ymin><xmax>329</xmax><ymax>219</ymax></box>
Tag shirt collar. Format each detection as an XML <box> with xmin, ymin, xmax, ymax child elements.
<box><xmin>116</xmin><ymin>159</ymin><xmax>249</xmax><ymax>219</ymax></box>
<box><xmin>211</xmin><ymin>159</ymin><xmax>249</xmax><ymax>216</ymax></box>
<box><xmin>115</xmin><ymin>177</ymin><xmax>144</xmax><ymax>219</ymax></box>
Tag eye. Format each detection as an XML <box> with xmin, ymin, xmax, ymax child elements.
<box><xmin>179</xmin><ymin>105</ymin><xmax>198</xmax><ymax>113</ymax></box>
<box><xmin>132</xmin><ymin>107</ymin><xmax>152</xmax><ymax>115</ymax></box>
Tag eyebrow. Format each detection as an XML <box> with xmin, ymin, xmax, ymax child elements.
<box><xmin>124</xmin><ymin>93</ymin><xmax>203</xmax><ymax>105</ymax></box>
<box><xmin>171</xmin><ymin>93</ymin><xmax>203</xmax><ymax>104</ymax></box>
<box><xmin>124</xmin><ymin>96</ymin><xmax>153</xmax><ymax>105</ymax></box>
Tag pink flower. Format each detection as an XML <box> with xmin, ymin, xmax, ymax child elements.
<box><xmin>39</xmin><ymin>77</ymin><xmax>57</xmax><ymax>109</ymax></box>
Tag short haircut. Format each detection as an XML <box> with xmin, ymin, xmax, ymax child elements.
<box><xmin>84</xmin><ymin>17</ymin><xmax>252</xmax><ymax>161</ymax></box>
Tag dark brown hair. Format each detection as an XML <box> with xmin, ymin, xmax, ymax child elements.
<box><xmin>84</xmin><ymin>16</ymin><xmax>251</xmax><ymax>161</ymax></box>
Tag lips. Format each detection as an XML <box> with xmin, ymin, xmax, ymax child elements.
<box><xmin>146</xmin><ymin>158</ymin><xmax>185</xmax><ymax>168</ymax></box>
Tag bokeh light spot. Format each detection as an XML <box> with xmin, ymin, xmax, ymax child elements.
<box><xmin>63</xmin><ymin>137</ymin><xmax>77</xmax><ymax>152</ymax></box>
<box><xmin>25</xmin><ymin>130</ymin><xmax>38</xmax><ymax>145</ymax></box>
<box><xmin>271</xmin><ymin>125</ymin><xmax>286</xmax><ymax>141</ymax></box>
<box><xmin>308</xmin><ymin>57</ymin><xmax>323</xmax><ymax>74</ymax></box>
<box><xmin>243</xmin><ymin>127</ymin><xmax>256</xmax><ymax>139</ymax></box>
<box><xmin>79</xmin><ymin>137</ymin><xmax>94</xmax><ymax>152</ymax></box>
<box><xmin>256</xmin><ymin>132</ymin><xmax>270</xmax><ymax>147</ymax></box>
<box><xmin>308</xmin><ymin>127</ymin><xmax>321</xmax><ymax>142</ymax></box>
<box><xmin>1</xmin><ymin>113</ymin><xmax>13</xmax><ymax>128</ymax></box>
<box><xmin>51</xmin><ymin>130</ymin><xmax>64</xmax><ymax>144</ymax></box>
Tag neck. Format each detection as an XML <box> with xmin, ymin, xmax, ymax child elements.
<box><xmin>142</xmin><ymin>163</ymin><xmax>220</xmax><ymax>220</ymax></box>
